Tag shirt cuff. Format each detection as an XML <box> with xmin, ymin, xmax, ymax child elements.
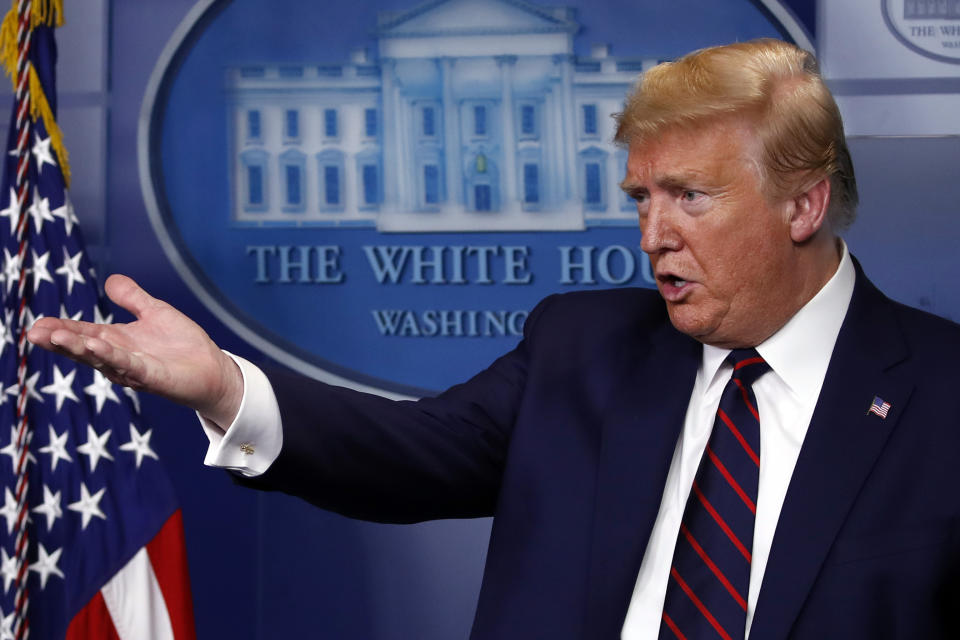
<box><xmin>198</xmin><ymin>351</ymin><xmax>283</xmax><ymax>477</ymax></box>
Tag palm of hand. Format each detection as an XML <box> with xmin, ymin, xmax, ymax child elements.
<box><xmin>27</xmin><ymin>274</ymin><xmax>241</xmax><ymax>424</ymax></box>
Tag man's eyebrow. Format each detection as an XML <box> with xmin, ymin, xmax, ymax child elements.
<box><xmin>619</xmin><ymin>172</ymin><xmax>708</xmax><ymax>196</ymax></box>
<box><xmin>619</xmin><ymin>179</ymin><xmax>646</xmax><ymax>197</ymax></box>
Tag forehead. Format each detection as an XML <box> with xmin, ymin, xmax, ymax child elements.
<box><xmin>624</xmin><ymin>120</ymin><xmax>760</xmax><ymax>186</ymax></box>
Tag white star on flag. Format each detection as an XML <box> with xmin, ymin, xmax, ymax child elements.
<box><xmin>0</xmin><ymin>608</ymin><xmax>13</xmax><ymax>640</ymax></box>
<box><xmin>67</xmin><ymin>482</ymin><xmax>107</xmax><ymax>530</ymax></box>
<box><xmin>59</xmin><ymin>303</ymin><xmax>82</xmax><ymax>321</ymax></box>
<box><xmin>0</xmin><ymin>426</ymin><xmax>35</xmax><ymax>469</ymax></box>
<box><xmin>0</xmin><ymin>189</ymin><xmax>17</xmax><ymax>235</ymax></box>
<box><xmin>76</xmin><ymin>424</ymin><xmax>114</xmax><ymax>472</ymax></box>
<box><xmin>84</xmin><ymin>369</ymin><xmax>121</xmax><ymax>413</ymax></box>
<box><xmin>0</xmin><ymin>310</ymin><xmax>13</xmax><ymax>360</ymax></box>
<box><xmin>54</xmin><ymin>246</ymin><xmax>86</xmax><ymax>295</ymax></box>
<box><xmin>28</xmin><ymin>543</ymin><xmax>64</xmax><ymax>590</ymax></box>
<box><xmin>38</xmin><ymin>424</ymin><xmax>72</xmax><ymax>471</ymax></box>
<box><xmin>119</xmin><ymin>423</ymin><xmax>158</xmax><ymax>469</ymax></box>
<box><xmin>0</xmin><ymin>382</ymin><xmax>16</xmax><ymax>407</ymax></box>
<box><xmin>22</xmin><ymin>370</ymin><xmax>43</xmax><ymax>403</ymax></box>
<box><xmin>1</xmin><ymin>248</ymin><xmax>18</xmax><ymax>294</ymax></box>
<box><xmin>0</xmin><ymin>489</ymin><xmax>17</xmax><ymax>535</ymax></box>
<box><xmin>27</xmin><ymin>187</ymin><xmax>55</xmax><ymax>233</ymax></box>
<box><xmin>31</xmin><ymin>133</ymin><xmax>57</xmax><ymax>173</ymax></box>
<box><xmin>123</xmin><ymin>386</ymin><xmax>140</xmax><ymax>414</ymax></box>
<box><xmin>32</xmin><ymin>485</ymin><xmax>63</xmax><ymax>532</ymax></box>
<box><xmin>30</xmin><ymin>249</ymin><xmax>55</xmax><ymax>293</ymax></box>
<box><xmin>51</xmin><ymin>190</ymin><xmax>77</xmax><ymax>236</ymax></box>
<box><xmin>40</xmin><ymin>364</ymin><xmax>80</xmax><ymax>411</ymax></box>
<box><xmin>0</xmin><ymin>548</ymin><xmax>16</xmax><ymax>594</ymax></box>
<box><xmin>93</xmin><ymin>304</ymin><xmax>113</xmax><ymax>325</ymax></box>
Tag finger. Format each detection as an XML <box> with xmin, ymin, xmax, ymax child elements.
<box><xmin>82</xmin><ymin>335</ymin><xmax>148</xmax><ymax>384</ymax></box>
<box><xmin>104</xmin><ymin>274</ymin><xmax>162</xmax><ymax>319</ymax></box>
<box><xmin>31</xmin><ymin>316</ymin><xmax>106</xmax><ymax>340</ymax></box>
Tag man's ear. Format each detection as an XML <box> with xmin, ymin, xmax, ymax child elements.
<box><xmin>789</xmin><ymin>177</ymin><xmax>831</xmax><ymax>243</ymax></box>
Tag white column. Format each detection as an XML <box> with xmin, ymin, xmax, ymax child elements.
<box><xmin>554</xmin><ymin>54</ymin><xmax>577</xmax><ymax>201</ymax></box>
<box><xmin>440</xmin><ymin>57</ymin><xmax>461</xmax><ymax>207</ymax></box>
<box><xmin>381</xmin><ymin>59</ymin><xmax>400</xmax><ymax>208</ymax></box>
<box><xmin>497</xmin><ymin>55</ymin><xmax>518</xmax><ymax>209</ymax></box>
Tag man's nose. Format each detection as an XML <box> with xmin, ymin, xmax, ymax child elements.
<box><xmin>639</xmin><ymin>202</ymin><xmax>682</xmax><ymax>255</ymax></box>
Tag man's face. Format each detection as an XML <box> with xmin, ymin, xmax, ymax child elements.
<box><xmin>622</xmin><ymin>120</ymin><xmax>799</xmax><ymax>348</ymax></box>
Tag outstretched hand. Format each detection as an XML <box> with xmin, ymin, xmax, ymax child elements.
<box><xmin>27</xmin><ymin>274</ymin><xmax>243</xmax><ymax>428</ymax></box>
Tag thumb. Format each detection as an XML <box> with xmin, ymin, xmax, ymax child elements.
<box><xmin>103</xmin><ymin>274</ymin><xmax>160</xmax><ymax>320</ymax></box>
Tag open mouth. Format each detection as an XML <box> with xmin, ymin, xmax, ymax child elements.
<box><xmin>657</xmin><ymin>273</ymin><xmax>694</xmax><ymax>301</ymax></box>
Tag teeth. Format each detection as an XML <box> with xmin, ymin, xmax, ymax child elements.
<box><xmin>673</xmin><ymin>278</ymin><xmax>687</xmax><ymax>287</ymax></box>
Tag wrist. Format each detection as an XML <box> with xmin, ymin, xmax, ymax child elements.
<box><xmin>199</xmin><ymin>351</ymin><xmax>244</xmax><ymax>429</ymax></box>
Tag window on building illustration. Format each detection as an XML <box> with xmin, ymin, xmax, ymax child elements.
<box><xmin>474</xmin><ymin>105</ymin><xmax>487</xmax><ymax>136</ymax></box>
<box><xmin>520</xmin><ymin>105</ymin><xmax>535</xmax><ymax>136</ymax></box>
<box><xmin>324</xmin><ymin>109</ymin><xmax>338</xmax><ymax>138</ymax></box>
<box><xmin>324</xmin><ymin>165</ymin><xmax>340</xmax><ymax>205</ymax></box>
<box><xmin>585</xmin><ymin>162</ymin><xmax>602</xmax><ymax>204</ymax></box>
<box><xmin>523</xmin><ymin>163</ymin><xmax>539</xmax><ymax>204</ymax></box>
<box><xmin>365</xmin><ymin>108</ymin><xmax>377</xmax><ymax>137</ymax></box>
<box><xmin>285</xmin><ymin>165</ymin><xmax>301</xmax><ymax>207</ymax></box>
<box><xmin>285</xmin><ymin>109</ymin><xmax>299</xmax><ymax>139</ymax></box>
<box><xmin>247</xmin><ymin>110</ymin><xmax>261</xmax><ymax>140</ymax></box>
<box><xmin>582</xmin><ymin>104</ymin><xmax>598</xmax><ymax>136</ymax></box>
<box><xmin>248</xmin><ymin>165</ymin><xmax>263</xmax><ymax>206</ymax></box>
<box><xmin>423</xmin><ymin>107</ymin><xmax>436</xmax><ymax>137</ymax></box>
<box><xmin>475</xmin><ymin>184</ymin><xmax>492</xmax><ymax>212</ymax></box>
<box><xmin>362</xmin><ymin>164</ymin><xmax>379</xmax><ymax>205</ymax></box>
<box><xmin>240</xmin><ymin>149</ymin><xmax>269</xmax><ymax>213</ymax></box>
<box><xmin>424</xmin><ymin>164</ymin><xmax>439</xmax><ymax>204</ymax></box>
<box><xmin>280</xmin><ymin>150</ymin><xmax>305</xmax><ymax>212</ymax></box>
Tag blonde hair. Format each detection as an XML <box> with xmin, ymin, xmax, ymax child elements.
<box><xmin>614</xmin><ymin>39</ymin><xmax>858</xmax><ymax>231</ymax></box>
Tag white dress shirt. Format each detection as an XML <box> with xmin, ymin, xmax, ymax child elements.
<box><xmin>203</xmin><ymin>245</ymin><xmax>855</xmax><ymax>639</ymax></box>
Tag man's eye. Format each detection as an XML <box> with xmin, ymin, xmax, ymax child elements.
<box><xmin>682</xmin><ymin>190</ymin><xmax>702</xmax><ymax>201</ymax></box>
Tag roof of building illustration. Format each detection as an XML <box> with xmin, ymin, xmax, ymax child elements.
<box><xmin>374</xmin><ymin>0</ymin><xmax>580</xmax><ymax>37</ymax></box>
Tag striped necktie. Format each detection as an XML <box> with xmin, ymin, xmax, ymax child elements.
<box><xmin>659</xmin><ymin>349</ymin><xmax>770</xmax><ymax>640</ymax></box>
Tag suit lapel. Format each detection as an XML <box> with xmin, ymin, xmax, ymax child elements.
<box><xmin>750</xmin><ymin>267</ymin><xmax>914</xmax><ymax>638</ymax></box>
<box><xmin>584</xmin><ymin>319</ymin><xmax>700</xmax><ymax>638</ymax></box>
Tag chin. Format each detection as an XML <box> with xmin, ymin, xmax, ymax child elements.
<box><xmin>665</xmin><ymin>306</ymin><xmax>711</xmax><ymax>341</ymax></box>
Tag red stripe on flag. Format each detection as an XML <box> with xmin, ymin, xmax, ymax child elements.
<box><xmin>692</xmin><ymin>483</ymin><xmax>752</xmax><ymax>562</ymax></box>
<box><xmin>669</xmin><ymin>567</ymin><xmax>734</xmax><ymax>640</ymax></box>
<box><xmin>66</xmin><ymin>591</ymin><xmax>122</xmax><ymax>640</ymax></box>
<box><xmin>716</xmin><ymin>409</ymin><xmax>759</xmax><ymax>466</ymax></box>
<box><xmin>679</xmin><ymin>524</ymin><xmax>748</xmax><ymax>610</ymax></box>
<box><xmin>145</xmin><ymin>510</ymin><xmax>197</xmax><ymax>640</ymax></box>
<box><xmin>706</xmin><ymin>446</ymin><xmax>756</xmax><ymax>514</ymax></box>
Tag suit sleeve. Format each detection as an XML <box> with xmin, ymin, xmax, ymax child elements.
<box><xmin>233</xmin><ymin>295</ymin><xmax>557</xmax><ymax>524</ymax></box>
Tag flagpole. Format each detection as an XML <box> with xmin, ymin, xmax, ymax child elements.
<box><xmin>11</xmin><ymin>0</ymin><xmax>33</xmax><ymax>637</ymax></box>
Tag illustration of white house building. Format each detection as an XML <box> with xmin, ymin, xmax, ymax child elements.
<box><xmin>227</xmin><ymin>0</ymin><xmax>665</xmax><ymax>231</ymax></box>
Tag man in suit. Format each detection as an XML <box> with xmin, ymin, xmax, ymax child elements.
<box><xmin>28</xmin><ymin>39</ymin><xmax>960</xmax><ymax>638</ymax></box>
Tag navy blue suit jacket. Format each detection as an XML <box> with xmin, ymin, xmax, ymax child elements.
<box><xmin>249</xmin><ymin>264</ymin><xmax>960</xmax><ymax>639</ymax></box>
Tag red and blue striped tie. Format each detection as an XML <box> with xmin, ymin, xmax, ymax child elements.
<box><xmin>659</xmin><ymin>349</ymin><xmax>769</xmax><ymax>640</ymax></box>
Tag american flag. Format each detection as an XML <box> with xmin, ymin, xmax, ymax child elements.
<box><xmin>868</xmin><ymin>396</ymin><xmax>891</xmax><ymax>419</ymax></box>
<box><xmin>0</xmin><ymin>3</ymin><xmax>195</xmax><ymax>638</ymax></box>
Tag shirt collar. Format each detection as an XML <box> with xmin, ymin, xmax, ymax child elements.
<box><xmin>699</xmin><ymin>241</ymin><xmax>856</xmax><ymax>400</ymax></box>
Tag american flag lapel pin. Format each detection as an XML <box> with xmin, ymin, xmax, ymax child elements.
<box><xmin>867</xmin><ymin>396</ymin><xmax>891</xmax><ymax>419</ymax></box>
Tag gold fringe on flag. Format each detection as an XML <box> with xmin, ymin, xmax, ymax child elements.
<box><xmin>30</xmin><ymin>0</ymin><xmax>64</xmax><ymax>28</ymax></box>
<box><xmin>28</xmin><ymin>64</ymin><xmax>70</xmax><ymax>186</ymax></box>
<box><xmin>0</xmin><ymin>5</ymin><xmax>18</xmax><ymax>78</ymax></box>
<box><xmin>0</xmin><ymin>0</ymin><xmax>70</xmax><ymax>186</ymax></box>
